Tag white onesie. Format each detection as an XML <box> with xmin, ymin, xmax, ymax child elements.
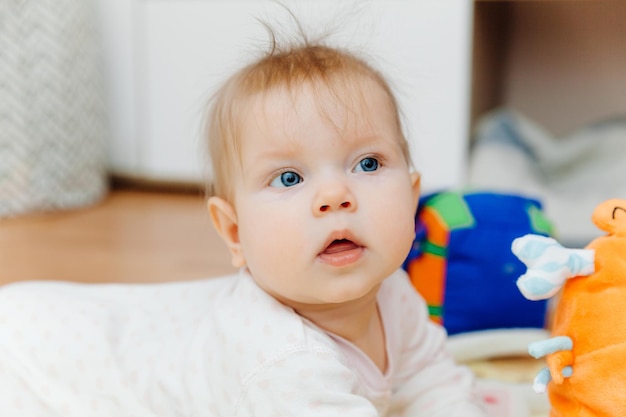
<box><xmin>0</xmin><ymin>269</ymin><xmax>486</xmax><ymax>416</ymax></box>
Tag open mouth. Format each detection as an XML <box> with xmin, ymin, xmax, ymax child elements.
<box><xmin>318</xmin><ymin>238</ymin><xmax>364</xmax><ymax>267</ymax></box>
<box><xmin>323</xmin><ymin>239</ymin><xmax>360</xmax><ymax>254</ymax></box>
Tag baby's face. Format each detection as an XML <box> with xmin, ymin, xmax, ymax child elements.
<box><xmin>229</xmin><ymin>79</ymin><xmax>420</xmax><ymax>308</ymax></box>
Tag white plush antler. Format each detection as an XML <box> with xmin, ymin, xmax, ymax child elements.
<box><xmin>511</xmin><ymin>234</ymin><xmax>595</xmax><ymax>300</ymax></box>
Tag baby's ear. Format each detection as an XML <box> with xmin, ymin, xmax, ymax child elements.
<box><xmin>208</xmin><ymin>197</ymin><xmax>245</xmax><ymax>268</ymax></box>
<box><xmin>410</xmin><ymin>172</ymin><xmax>421</xmax><ymax>209</ymax></box>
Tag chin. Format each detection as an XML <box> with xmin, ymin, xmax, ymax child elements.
<box><xmin>325</xmin><ymin>281</ymin><xmax>380</xmax><ymax>304</ymax></box>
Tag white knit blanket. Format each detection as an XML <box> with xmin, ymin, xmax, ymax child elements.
<box><xmin>0</xmin><ymin>278</ymin><xmax>224</xmax><ymax>416</ymax></box>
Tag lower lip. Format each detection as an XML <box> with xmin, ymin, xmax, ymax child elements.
<box><xmin>317</xmin><ymin>247</ymin><xmax>364</xmax><ymax>267</ymax></box>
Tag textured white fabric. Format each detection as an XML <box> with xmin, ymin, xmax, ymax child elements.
<box><xmin>0</xmin><ymin>270</ymin><xmax>486</xmax><ymax>416</ymax></box>
<box><xmin>0</xmin><ymin>0</ymin><xmax>108</xmax><ymax>217</ymax></box>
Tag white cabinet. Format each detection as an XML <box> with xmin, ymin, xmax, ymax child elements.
<box><xmin>96</xmin><ymin>0</ymin><xmax>473</xmax><ymax>193</ymax></box>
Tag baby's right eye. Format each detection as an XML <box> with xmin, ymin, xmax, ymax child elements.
<box><xmin>269</xmin><ymin>171</ymin><xmax>302</xmax><ymax>188</ymax></box>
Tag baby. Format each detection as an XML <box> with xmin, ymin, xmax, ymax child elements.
<box><xmin>204</xmin><ymin>36</ymin><xmax>487</xmax><ymax>415</ymax></box>
<box><xmin>0</xmin><ymin>33</ymin><xmax>487</xmax><ymax>417</ymax></box>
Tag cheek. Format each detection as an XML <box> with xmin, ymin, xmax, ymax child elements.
<box><xmin>369</xmin><ymin>182</ymin><xmax>417</xmax><ymax>255</ymax></box>
<box><xmin>384</xmin><ymin>209</ymin><xmax>415</xmax><ymax>254</ymax></box>
<box><xmin>237</xmin><ymin>201</ymin><xmax>306</xmax><ymax>264</ymax></box>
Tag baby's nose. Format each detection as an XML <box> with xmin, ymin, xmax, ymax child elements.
<box><xmin>319</xmin><ymin>201</ymin><xmax>352</xmax><ymax>212</ymax></box>
<box><xmin>314</xmin><ymin>181</ymin><xmax>356</xmax><ymax>215</ymax></box>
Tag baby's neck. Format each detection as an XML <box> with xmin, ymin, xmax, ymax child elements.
<box><xmin>295</xmin><ymin>285</ymin><xmax>387</xmax><ymax>373</ymax></box>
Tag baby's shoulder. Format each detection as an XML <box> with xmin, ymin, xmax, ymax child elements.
<box><xmin>207</xmin><ymin>274</ymin><xmax>345</xmax><ymax>389</ymax></box>
<box><xmin>213</xmin><ymin>272</ymin><xmax>335</xmax><ymax>352</ymax></box>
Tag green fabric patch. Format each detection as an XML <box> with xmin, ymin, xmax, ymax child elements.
<box><xmin>527</xmin><ymin>204</ymin><xmax>554</xmax><ymax>236</ymax></box>
<box><xmin>428</xmin><ymin>305</ymin><xmax>443</xmax><ymax>317</ymax></box>
<box><xmin>427</xmin><ymin>192</ymin><xmax>476</xmax><ymax>230</ymax></box>
<box><xmin>422</xmin><ymin>241</ymin><xmax>446</xmax><ymax>257</ymax></box>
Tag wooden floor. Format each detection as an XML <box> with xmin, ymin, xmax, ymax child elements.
<box><xmin>0</xmin><ymin>189</ymin><xmax>236</xmax><ymax>285</ymax></box>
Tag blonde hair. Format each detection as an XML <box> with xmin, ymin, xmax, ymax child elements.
<box><xmin>206</xmin><ymin>37</ymin><xmax>409</xmax><ymax>201</ymax></box>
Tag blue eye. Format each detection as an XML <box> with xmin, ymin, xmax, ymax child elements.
<box><xmin>355</xmin><ymin>157</ymin><xmax>379</xmax><ymax>173</ymax></box>
<box><xmin>270</xmin><ymin>171</ymin><xmax>302</xmax><ymax>188</ymax></box>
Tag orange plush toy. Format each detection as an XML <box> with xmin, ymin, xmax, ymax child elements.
<box><xmin>512</xmin><ymin>199</ymin><xmax>626</xmax><ymax>417</ymax></box>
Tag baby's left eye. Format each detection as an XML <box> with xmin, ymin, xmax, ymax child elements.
<box><xmin>354</xmin><ymin>157</ymin><xmax>379</xmax><ymax>173</ymax></box>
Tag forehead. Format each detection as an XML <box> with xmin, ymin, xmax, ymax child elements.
<box><xmin>240</xmin><ymin>77</ymin><xmax>399</xmax><ymax>143</ymax></box>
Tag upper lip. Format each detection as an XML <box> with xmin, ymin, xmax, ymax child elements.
<box><xmin>318</xmin><ymin>229</ymin><xmax>363</xmax><ymax>254</ymax></box>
